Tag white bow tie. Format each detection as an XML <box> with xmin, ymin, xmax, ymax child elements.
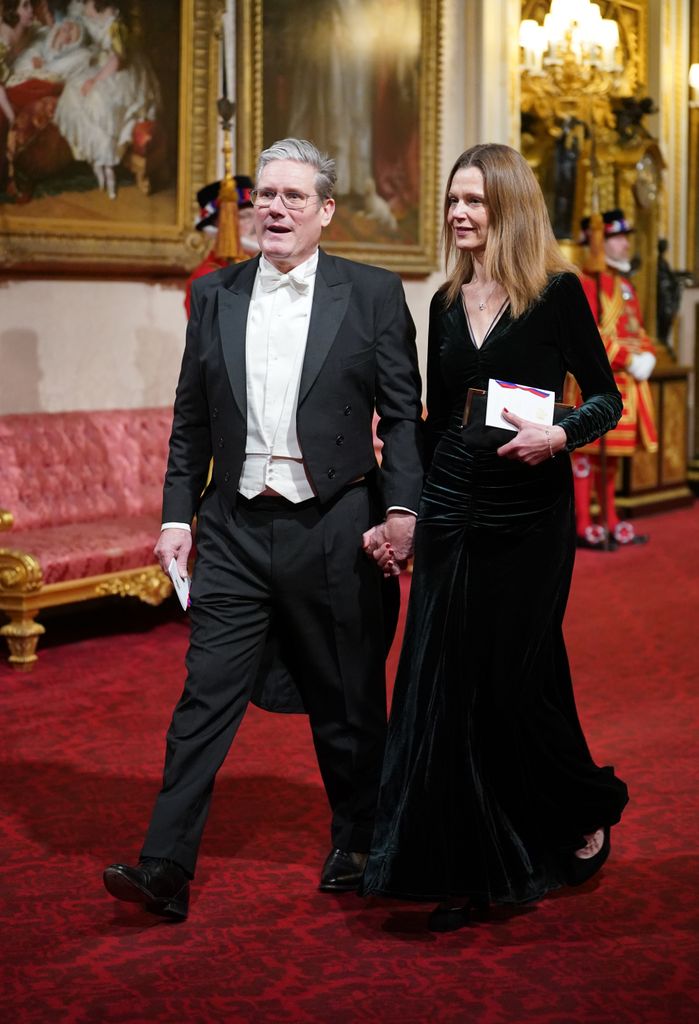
<box><xmin>259</xmin><ymin>263</ymin><xmax>310</xmax><ymax>293</ymax></box>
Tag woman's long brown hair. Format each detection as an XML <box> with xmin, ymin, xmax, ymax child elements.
<box><xmin>441</xmin><ymin>143</ymin><xmax>576</xmax><ymax>318</ymax></box>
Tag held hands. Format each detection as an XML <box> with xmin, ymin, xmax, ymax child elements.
<box><xmin>497</xmin><ymin>409</ymin><xmax>566</xmax><ymax>465</ymax></box>
<box><xmin>154</xmin><ymin>528</ymin><xmax>192</xmax><ymax>579</ymax></box>
<box><xmin>362</xmin><ymin>511</ymin><xmax>416</xmax><ymax>578</ymax></box>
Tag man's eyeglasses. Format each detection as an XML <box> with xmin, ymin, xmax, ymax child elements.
<box><xmin>250</xmin><ymin>188</ymin><xmax>320</xmax><ymax>210</ymax></box>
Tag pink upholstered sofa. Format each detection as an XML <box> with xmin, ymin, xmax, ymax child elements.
<box><xmin>0</xmin><ymin>408</ymin><xmax>173</xmax><ymax>671</ymax></box>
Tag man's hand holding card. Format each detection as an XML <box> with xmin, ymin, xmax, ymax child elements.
<box><xmin>168</xmin><ymin>558</ymin><xmax>191</xmax><ymax>612</ymax></box>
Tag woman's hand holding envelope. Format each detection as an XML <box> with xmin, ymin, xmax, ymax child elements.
<box><xmin>497</xmin><ymin>409</ymin><xmax>567</xmax><ymax>466</ymax></box>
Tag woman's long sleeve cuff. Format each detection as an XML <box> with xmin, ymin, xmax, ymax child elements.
<box><xmin>559</xmin><ymin>392</ymin><xmax>623</xmax><ymax>452</ymax></box>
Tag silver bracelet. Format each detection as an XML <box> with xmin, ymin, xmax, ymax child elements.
<box><xmin>545</xmin><ymin>428</ymin><xmax>555</xmax><ymax>459</ymax></box>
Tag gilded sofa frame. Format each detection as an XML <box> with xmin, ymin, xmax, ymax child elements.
<box><xmin>0</xmin><ymin>510</ymin><xmax>171</xmax><ymax>671</ymax></box>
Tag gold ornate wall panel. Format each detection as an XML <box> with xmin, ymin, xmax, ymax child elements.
<box><xmin>520</xmin><ymin>2</ymin><xmax>662</xmax><ymax>323</ymax></box>
<box><xmin>628</xmin><ymin>444</ymin><xmax>658</xmax><ymax>492</ymax></box>
<box><xmin>619</xmin><ymin>366</ymin><xmax>693</xmax><ymax>512</ymax></box>
<box><xmin>659</xmin><ymin>379</ymin><xmax>689</xmax><ymax>484</ymax></box>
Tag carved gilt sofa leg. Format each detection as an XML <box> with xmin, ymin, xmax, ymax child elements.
<box><xmin>1</xmin><ymin>614</ymin><xmax>45</xmax><ymax>671</ymax></box>
<box><xmin>0</xmin><ymin>546</ymin><xmax>45</xmax><ymax>671</ymax></box>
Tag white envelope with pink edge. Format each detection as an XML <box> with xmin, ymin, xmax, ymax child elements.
<box><xmin>485</xmin><ymin>378</ymin><xmax>555</xmax><ymax>432</ymax></box>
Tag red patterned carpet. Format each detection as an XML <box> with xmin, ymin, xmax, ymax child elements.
<box><xmin>1</xmin><ymin>506</ymin><xmax>698</xmax><ymax>1024</ymax></box>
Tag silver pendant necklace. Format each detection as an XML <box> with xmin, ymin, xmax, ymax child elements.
<box><xmin>474</xmin><ymin>282</ymin><xmax>497</xmax><ymax>309</ymax></box>
<box><xmin>471</xmin><ymin>280</ymin><xmax>498</xmax><ymax>311</ymax></box>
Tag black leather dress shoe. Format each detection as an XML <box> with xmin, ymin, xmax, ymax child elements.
<box><xmin>103</xmin><ymin>858</ymin><xmax>190</xmax><ymax>921</ymax></box>
<box><xmin>319</xmin><ymin>848</ymin><xmax>368</xmax><ymax>892</ymax></box>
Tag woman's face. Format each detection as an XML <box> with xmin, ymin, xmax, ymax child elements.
<box><xmin>446</xmin><ymin>166</ymin><xmax>490</xmax><ymax>257</ymax></box>
<box><xmin>17</xmin><ymin>0</ymin><xmax>35</xmax><ymax>29</ymax></box>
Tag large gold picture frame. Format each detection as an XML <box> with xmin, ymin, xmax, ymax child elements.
<box><xmin>0</xmin><ymin>0</ymin><xmax>222</xmax><ymax>275</ymax></box>
<box><xmin>236</xmin><ymin>0</ymin><xmax>442</xmax><ymax>275</ymax></box>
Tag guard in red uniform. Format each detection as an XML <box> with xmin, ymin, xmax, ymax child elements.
<box><xmin>184</xmin><ymin>175</ymin><xmax>258</xmax><ymax>317</ymax></box>
<box><xmin>573</xmin><ymin>209</ymin><xmax>658</xmax><ymax>548</ymax></box>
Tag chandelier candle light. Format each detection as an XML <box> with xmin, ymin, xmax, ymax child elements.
<box><xmin>519</xmin><ymin>0</ymin><xmax>620</xmax><ymax>76</ymax></box>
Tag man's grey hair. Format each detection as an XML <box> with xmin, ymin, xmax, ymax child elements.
<box><xmin>255</xmin><ymin>138</ymin><xmax>337</xmax><ymax>201</ymax></box>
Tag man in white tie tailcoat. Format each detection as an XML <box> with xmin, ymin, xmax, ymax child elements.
<box><xmin>103</xmin><ymin>138</ymin><xmax>424</xmax><ymax>920</ymax></box>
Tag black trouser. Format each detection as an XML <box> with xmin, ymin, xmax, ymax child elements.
<box><xmin>141</xmin><ymin>484</ymin><xmax>387</xmax><ymax>876</ymax></box>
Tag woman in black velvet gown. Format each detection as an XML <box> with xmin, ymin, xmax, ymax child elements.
<box><xmin>360</xmin><ymin>144</ymin><xmax>629</xmax><ymax>930</ymax></box>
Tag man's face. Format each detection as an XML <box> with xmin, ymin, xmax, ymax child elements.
<box><xmin>604</xmin><ymin>233</ymin><xmax>631</xmax><ymax>264</ymax></box>
<box><xmin>253</xmin><ymin>159</ymin><xmax>335</xmax><ymax>272</ymax></box>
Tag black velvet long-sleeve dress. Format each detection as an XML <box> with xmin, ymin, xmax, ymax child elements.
<box><xmin>361</xmin><ymin>273</ymin><xmax>629</xmax><ymax>905</ymax></box>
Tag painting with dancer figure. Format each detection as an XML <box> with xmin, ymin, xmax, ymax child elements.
<box><xmin>0</xmin><ymin>0</ymin><xmax>219</xmax><ymax>272</ymax></box>
<box><xmin>237</xmin><ymin>0</ymin><xmax>441</xmax><ymax>273</ymax></box>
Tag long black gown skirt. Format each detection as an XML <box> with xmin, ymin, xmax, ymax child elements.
<box><xmin>362</xmin><ymin>423</ymin><xmax>629</xmax><ymax>904</ymax></box>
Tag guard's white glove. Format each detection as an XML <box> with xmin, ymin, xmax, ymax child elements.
<box><xmin>627</xmin><ymin>351</ymin><xmax>656</xmax><ymax>381</ymax></box>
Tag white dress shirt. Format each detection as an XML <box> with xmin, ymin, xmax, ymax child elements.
<box><xmin>238</xmin><ymin>251</ymin><xmax>318</xmax><ymax>501</ymax></box>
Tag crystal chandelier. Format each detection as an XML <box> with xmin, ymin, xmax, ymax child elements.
<box><xmin>519</xmin><ymin>0</ymin><xmax>621</xmax><ymax>78</ymax></box>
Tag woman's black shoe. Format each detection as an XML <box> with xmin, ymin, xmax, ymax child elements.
<box><xmin>428</xmin><ymin>897</ymin><xmax>489</xmax><ymax>933</ymax></box>
<box><xmin>564</xmin><ymin>827</ymin><xmax>611</xmax><ymax>887</ymax></box>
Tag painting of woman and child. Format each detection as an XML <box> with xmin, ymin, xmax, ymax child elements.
<box><xmin>0</xmin><ymin>0</ymin><xmax>189</xmax><ymax>265</ymax></box>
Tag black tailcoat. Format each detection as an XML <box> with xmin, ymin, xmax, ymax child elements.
<box><xmin>163</xmin><ymin>249</ymin><xmax>424</xmax><ymax>712</ymax></box>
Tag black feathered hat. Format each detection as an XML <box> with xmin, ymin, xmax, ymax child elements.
<box><xmin>195</xmin><ymin>175</ymin><xmax>254</xmax><ymax>231</ymax></box>
<box><xmin>579</xmin><ymin>208</ymin><xmax>634</xmax><ymax>245</ymax></box>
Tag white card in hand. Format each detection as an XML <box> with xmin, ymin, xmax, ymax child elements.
<box><xmin>167</xmin><ymin>558</ymin><xmax>190</xmax><ymax>611</ymax></box>
<box><xmin>485</xmin><ymin>378</ymin><xmax>555</xmax><ymax>432</ymax></box>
